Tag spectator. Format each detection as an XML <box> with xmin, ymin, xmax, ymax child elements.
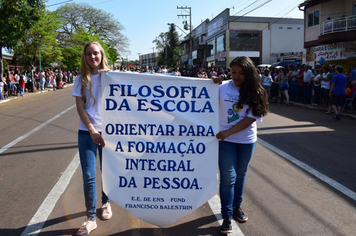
<box><xmin>161</xmin><ymin>65</ymin><xmax>168</xmax><ymax>74</ymax></box>
<box><xmin>261</xmin><ymin>69</ymin><xmax>273</xmax><ymax>101</ymax></box>
<box><xmin>18</xmin><ymin>72</ymin><xmax>26</xmax><ymax>97</ymax></box>
<box><xmin>197</xmin><ymin>67</ymin><xmax>208</xmax><ymax>78</ymax></box>
<box><xmin>329</xmin><ymin>66</ymin><xmax>347</xmax><ymax>120</ymax></box>
<box><xmin>312</xmin><ymin>69</ymin><xmax>321</xmax><ymax>105</ymax></box>
<box><xmin>10</xmin><ymin>71</ymin><xmax>17</xmax><ymax>96</ymax></box>
<box><xmin>170</xmin><ymin>67</ymin><xmax>181</xmax><ymax>76</ymax></box>
<box><xmin>289</xmin><ymin>65</ymin><xmax>299</xmax><ymax>101</ymax></box>
<box><xmin>303</xmin><ymin>65</ymin><xmax>314</xmax><ymax>104</ymax></box>
<box><xmin>209</xmin><ymin>67</ymin><xmax>217</xmax><ymax>78</ymax></box>
<box><xmin>270</xmin><ymin>68</ymin><xmax>279</xmax><ymax>102</ymax></box>
<box><xmin>276</xmin><ymin>67</ymin><xmax>290</xmax><ymax>105</ymax></box>
<box><xmin>320</xmin><ymin>66</ymin><xmax>331</xmax><ymax>109</ymax></box>
<box><xmin>0</xmin><ymin>75</ymin><xmax>4</xmax><ymax>100</ymax></box>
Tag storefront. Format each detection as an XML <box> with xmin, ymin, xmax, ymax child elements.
<box><xmin>306</xmin><ymin>41</ymin><xmax>356</xmax><ymax>68</ymax></box>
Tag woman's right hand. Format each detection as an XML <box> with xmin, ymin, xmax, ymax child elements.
<box><xmin>90</xmin><ymin>129</ymin><xmax>106</xmax><ymax>147</ymax></box>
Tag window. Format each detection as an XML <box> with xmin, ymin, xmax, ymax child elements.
<box><xmin>207</xmin><ymin>39</ymin><xmax>215</xmax><ymax>57</ymax></box>
<box><xmin>308</xmin><ymin>10</ymin><xmax>320</xmax><ymax>27</ymax></box>
<box><xmin>287</xmin><ymin>27</ymin><xmax>292</xmax><ymax>29</ymax></box>
<box><xmin>216</xmin><ymin>35</ymin><xmax>226</xmax><ymax>54</ymax></box>
<box><xmin>279</xmin><ymin>27</ymin><xmax>283</xmax><ymax>29</ymax></box>
<box><xmin>229</xmin><ymin>32</ymin><xmax>260</xmax><ymax>51</ymax></box>
<box><xmin>354</xmin><ymin>4</ymin><xmax>356</xmax><ymax>15</ymax></box>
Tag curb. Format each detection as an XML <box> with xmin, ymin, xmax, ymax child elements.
<box><xmin>289</xmin><ymin>101</ymin><xmax>356</xmax><ymax>120</ymax></box>
<box><xmin>0</xmin><ymin>83</ymin><xmax>74</xmax><ymax>104</ymax></box>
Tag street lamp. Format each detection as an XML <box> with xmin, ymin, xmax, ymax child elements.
<box><xmin>38</xmin><ymin>36</ymin><xmax>42</xmax><ymax>73</ymax></box>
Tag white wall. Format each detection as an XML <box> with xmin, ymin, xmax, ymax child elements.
<box><xmin>270</xmin><ymin>23</ymin><xmax>304</xmax><ymax>61</ymax></box>
<box><xmin>261</xmin><ymin>30</ymin><xmax>271</xmax><ymax>64</ymax></box>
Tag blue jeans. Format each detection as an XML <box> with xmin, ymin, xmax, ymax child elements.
<box><xmin>303</xmin><ymin>83</ymin><xmax>312</xmax><ymax>104</ymax></box>
<box><xmin>78</xmin><ymin>130</ymin><xmax>109</xmax><ymax>219</ymax></box>
<box><xmin>19</xmin><ymin>87</ymin><xmax>25</xmax><ymax>96</ymax></box>
<box><xmin>219</xmin><ymin>141</ymin><xmax>256</xmax><ymax>219</ymax></box>
<box><xmin>290</xmin><ymin>81</ymin><xmax>298</xmax><ymax>101</ymax></box>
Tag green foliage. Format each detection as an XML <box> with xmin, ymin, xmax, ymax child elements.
<box><xmin>0</xmin><ymin>0</ymin><xmax>46</xmax><ymax>77</ymax></box>
<box><xmin>0</xmin><ymin>0</ymin><xmax>45</xmax><ymax>49</ymax></box>
<box><xmin>153</xmin><ymin>25</ymin><xmax>181</xmax><ymax>68</ymax></box>
<box><xmin>55</xmin><ymin>2</ymin><xmax>129</xmax><ymax>56</ymax></box>
<box><xmin>60</xmin><ymin>29</ymin><xmax>112</xmax><ymax>70</ymax></box>
<box><xmin>107</xmin><ymin>46</ymin><xmax>119</xmax><ymax>67</ymax></box>
<box><xmin>13</xmin><ymin>10</ymin><xmax>63</xmax><ymax>68</ymax></box>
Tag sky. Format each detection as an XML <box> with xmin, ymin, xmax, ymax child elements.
<box><xmin>45</xmin><ymin>0</ymin><xmax>305</xmax><ymax>61</ymax></box>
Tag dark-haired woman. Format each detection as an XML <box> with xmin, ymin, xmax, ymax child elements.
<box><xmin>215</xmin><ymin>56</ymin><xmax>269</xmax><ymax>234</ymax></box>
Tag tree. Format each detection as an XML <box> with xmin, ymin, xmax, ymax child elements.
<box><xmin>60</xmin><ymin>28</ymin><xmax>114</xmax><ymax>70</ymax></box>
<box><xmin>13</xmin><ymin>10</ymin><xmax>63</xmax><ymax>70</ymax></box>
<box><xmin>107</xmin><ymin>46</ymin><xmax>119</xmax><ymax>69</ymax></box>
<box><xmin>0</xmin><ymin>0</ymin><xmax>45</xmax><ymax>77</ymax></box>
<box><xmin>152</xmin><ymin>32</ymin><xmax>169</xmax><ymax>67</ymax></box>
<box><xmin>55</xmin><ymin>2</ymin><xmax>129</xmax><ymax>57</ymax></box>
<box><xmin>153</xmin><ymin>24</ymin><xmax>181</xmax><ymax>68</ymax></box>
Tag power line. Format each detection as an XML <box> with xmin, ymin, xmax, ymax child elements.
<box><xmin>46</xmin><ymin>0</ymin><xmax>73</xmax><ymax>7</ymax></box>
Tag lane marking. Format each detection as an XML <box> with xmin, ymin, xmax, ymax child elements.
<box><xmin>0</xmin><ymin>105</ymin><xmax>76</xmax><ymax>154</ymax></box>
<box><xmin>208</xmin><ymin>194</ymin><xmax>245</xmax><ymax>236</ymax></box>
<box><xmin>21</xmin><ymin>152</ymin><xmax>80</xmax><ymax>236</ymax></box>
<box><xmin>258</xmin><ymin>138</ymin><xmax>356</xmax><ymax>201</ymax></box>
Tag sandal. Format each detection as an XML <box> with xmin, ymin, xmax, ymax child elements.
<box><xmin>77</xmin><ymin>218</ymin><xmax>97</xmax><ymax>236</ymax></box>
<box><xmin>101</xmin><ymin>202</ymin><xmax>112</xmax><ymax>220</ymax></box>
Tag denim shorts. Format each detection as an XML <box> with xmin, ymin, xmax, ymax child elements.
<box><xmin>278</xmin><ymin>82</ymin><xmax>289</xmax><ymax>91</ymax></box>
<box><xmin>329</xmin><ymin>94</ymin><xmax>345</xmax><ymax>106</ymax></box>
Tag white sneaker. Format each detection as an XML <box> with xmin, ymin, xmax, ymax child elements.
<box><xmin>77</xmin><ymin>218</ymin><xmax>97</xmax><ymax>235</ymax></box>
<box><xmin>101</xmin><ymin>202</ymin><xmax>112</xmax><ymax>220</ymax></box>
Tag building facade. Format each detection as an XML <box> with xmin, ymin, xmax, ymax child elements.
<box><xmin>180</xmin><ymin>8</ymin><xmax>305</xmax><ymax>69</ymax></box>
<box><xmin>299</xmin><ymin>0</ymin><xmax>356</xmax><ymax>68</ymax></box>
<box><xmin>138</xmin><ymin>52</ymin><xmax>158</xmax><ymax>68</ymax></box>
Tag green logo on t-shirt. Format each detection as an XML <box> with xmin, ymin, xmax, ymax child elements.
<box><xmin>227</xmin><ymin>103</ymin><xmax>240</xmax><ymax>123</ymax></box>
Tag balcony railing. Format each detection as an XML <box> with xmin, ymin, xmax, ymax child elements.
<box><xmin>320</xmin><ymin>15</ymin><xmax>356</xmax><ymax>35</ymax></box>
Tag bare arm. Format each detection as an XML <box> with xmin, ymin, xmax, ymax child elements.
<box><xmin>75</xmin><ymin>96</ymin><xmax>105</xmax><ymax>147</ymax></box>
<box><xmin>329</xmin><ymin>83</ymin><xmax>335</xmax><ymax>97</ymax></box>
<box><xmin>216</xmin><ymin>117</ymin><xmax>256</xmax><ymax>141</ymax></box>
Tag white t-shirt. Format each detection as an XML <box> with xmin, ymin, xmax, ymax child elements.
<box><xmin>72</xmin><ymin>74</ymin><xmax>102</xmax><ymax>132</ymax></box>
<box><xmin>303</xmin><ymin>69</ymin><xmax>314</xmax><ymax>83</ymax></box>
<box><xmin>321</xmin><ymin>72</ymin><xmax>331</xmax><ymax>89</ymax></box>
<box><xmin>219</xmin><ymin>80</ymin><xmax>262</xmax><ymax>144</ymax></box>
<box><xmin>313</xmin><ymin>74</ymin><xmax>321</xmax><ymax>87</ymax></box>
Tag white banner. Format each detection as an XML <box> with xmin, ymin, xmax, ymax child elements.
<box><xmin>101</xmin><ymin>72</ymin><xmax>219</xmax><ymax>227</ymax></box>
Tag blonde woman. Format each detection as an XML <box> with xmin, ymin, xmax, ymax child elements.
<box><xmin>72</xmin><ymin>41</ymin><xmax>112</xmax><ymax>236</ymax></box>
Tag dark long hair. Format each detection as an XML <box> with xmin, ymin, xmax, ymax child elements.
<box><xmin>230</xmin><ymin>56</ymin><xmax>268</xmax><ymax>117</ymax></box>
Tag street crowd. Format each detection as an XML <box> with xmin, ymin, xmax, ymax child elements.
<box><xmin>2</xmin><ymin>63</ymin><xmax>356</xmax><ymax>121</ymax></box>
<box><xmin>115</xmin><ymin>63</ymin><xmax>356</xmax><ymax>121</ymax></box>
<box><xmin>261</xmin><ymin>63</ymin><xmax>356</xmax><ymax>120</ymax></box>
<box><xmin>0</xmin><ymin>68</ymin><xmax>77</xmax><ymax>100</ymax></box>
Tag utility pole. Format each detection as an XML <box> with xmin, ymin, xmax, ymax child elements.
<box><xmin>177</xmin><ymin>6</ymin><xmax>192</xmax><ymax>66</ymax></box>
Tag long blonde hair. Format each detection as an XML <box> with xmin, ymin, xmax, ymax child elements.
<box><xmin>79</xmin><ymin>41</ymin><xmax>109</xmax><ymax>105</ymax></box>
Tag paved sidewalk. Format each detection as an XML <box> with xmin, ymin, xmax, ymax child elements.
<box><xmin>0</xmin><ymin>83</ymin><xmax>74</xmax><ymax>104</ymax></box>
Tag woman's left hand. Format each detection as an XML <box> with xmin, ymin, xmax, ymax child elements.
<box><xmin>211</xmin><ymin>75</ymin><xmax>223</xmax><ymax>84</ymax></box>
<box><xmin>100</xmin><ymin>69</ymin><xmax>111</xmax><ymax>73</ymax></box>
<box><xmin>216</xmin><ymin>130</ymin><xmax>231</xmax><ymax>141</ymax></box>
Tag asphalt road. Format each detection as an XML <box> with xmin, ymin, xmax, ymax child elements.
<box><xmin>0</xmin><ymin>85</ymin><xmax>355</xmax><ymax>236</ymax></box>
